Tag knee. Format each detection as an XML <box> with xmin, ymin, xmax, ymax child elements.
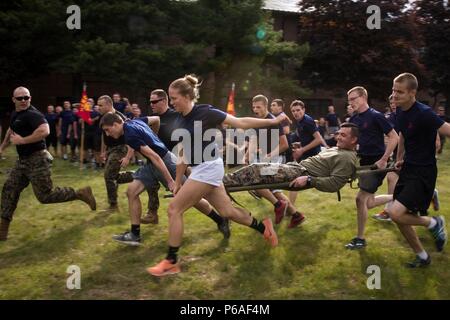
<box><xmin>35</xmin><ymin>192</ymin><xmax>51</xmax><ymax>204</ymax></box>
<box><xmin>355</xmin><ymin>194</ymin><xmax>367</xmax><ymax>207</ymax></box>
<box><xmin>167</xmin><ymin>202</ymin><xmax>182</xmax><ymax>220</ymax></box>
<box><xmin>387</xmin><ymin>209</ymin><xmax>400</xmax><ymax>223</ymax></box>
<box><xmin>126</xmin><ymin>187</ymin><xmax>139</xmax><ymax>199</ymax></box>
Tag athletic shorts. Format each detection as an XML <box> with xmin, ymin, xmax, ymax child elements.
<box><xmin>393</xmin><ymin>163</ymin><xmax>437</xmax><ymax>216</ymax></box>
<box><xmin>189</xmin><ymin>157</ymin><xmax>224</xmax><ymax>187</ymax></box>
<box><xmin>358</xmin><ymin>155</ymin><xmax>387</xmax><ymax>194</ymax></box>
<box><xmin>132</xmin><ymin>151</ymin><xmax>178</xmax><ymax>189</ymax></box>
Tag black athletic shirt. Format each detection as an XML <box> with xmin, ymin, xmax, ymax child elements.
<box><xmin>10</xmin><ymin>105</ymin><xmax>47</xmax><ymax>157</ymax></box>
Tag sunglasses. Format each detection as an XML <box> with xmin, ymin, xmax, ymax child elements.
<box><xmin>15</xmin><ymin>96</ymin><xmax>30</xmax><ymax>101</ymax></box>
<box><xmin>150</xmin><ymin>98</ymin><xmax>164</xmax><ymax>105</ymax></box>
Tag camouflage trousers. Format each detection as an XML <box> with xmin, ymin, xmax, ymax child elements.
<box><xmin>104</xmin><ymin>145</ymin><xmax>135</xmax><ymax>206</ymax></box>
<box><xmin>1</xmin><ymin>150</ymin><xmax>78</xmax><ymax>221</ymax></box>
<box><xmin>223</xmin><ymin>162</ymin><xmax>308</xmax><ymax>188</ymax></box>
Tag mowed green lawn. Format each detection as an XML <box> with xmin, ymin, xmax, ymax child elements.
<box><xmin>0</xmin><ymin>145</ymin><xmax>449</xmax><ymax>300</ymax></box>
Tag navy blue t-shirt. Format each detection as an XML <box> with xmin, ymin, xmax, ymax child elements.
<box><xmin>178</xmin><ymin>104</ymin><xmax>227</xmax><ymax>165</ymax></box>
<box><xmin>113</xmin><ymin>101</ymin><xmax>128</xmax><ymax>114</ymax></box>
<box><xmin>60</xmin><ymin>110</ymin><xmax>75</xmax><ymax>129</ymax></box>
<box><xmin>350</xmin><ymin>107</ymin><xmax>393</xmax><ymax>157</ymax></box>
<box><xmin>124</xmin><ymin>118</ymin><xmax>168</xmax><ymax>160</ymax></box>
<box><xmin>45</xmin><ymin>112</ymin><xmax>59</xmax><ymax>135</ymax></box>
<box><xmin>326</xmin><ymin>113</ymin><xmax>340</xmax><ymax>127</ymax></box>
<box><xmin>293</xmin><ymin>113</ymin><xmax>321</xmax><ymax>159</ymax></box>
<box><xmin>158</xmin><ymin>108</ymin><xmax>184</xmax><ymax>151</ymax></box>
<box><xmin>387</xmin><ymin>110</ymin><xmax>398</xmax><ymax>132</ymax></box>
<box><xmin>397</xmin><ymin>101</ymin><xmax>444</xmax><ymax>166</ymax></box>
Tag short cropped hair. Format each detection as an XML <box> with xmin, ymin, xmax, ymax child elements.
<box><xmin>340</xmin><ymin>122</ymin><xmax>359</xmax><ymax>139</ymax></box>
<box><xmin>252</xmin><ymin>94</ymin><xmax>268</xmax><ymax>106</ymax></box>
<box><xmin>99</xmin><ymin>112</ymin><xmax>123</xmax><ymax>127</ymax></box>
<box><xmin>394</xmin><ymin>73</ymin><xmax>418</xmax><ymax>91</ymax></box>
<box><xmin>151</xmin><ymin>89</ymin><xmax>168</xmax><ymax>100</ymax></box>
<box><xmin>347</xmin><ymin>86</ymin><xmax>368</xmax><ymax>99</ymax></box>
<box><xmin>290</xmin><ymin>100</ymin><xmax>305</xmax><ymax>109</ymax></box>
<box><xmin>98</xmin><ymin>95</ymin><xmax>113</xmax><ymax>106</ymax></box>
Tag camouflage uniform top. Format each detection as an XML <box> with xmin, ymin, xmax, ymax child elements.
<box><xmin>300</xmin><ymin>147</ymin><xmax>357</xmax><ymax>193</ymax></box>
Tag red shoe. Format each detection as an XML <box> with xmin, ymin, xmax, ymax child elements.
<box><xmin>288</xmin><ymin>213</ymin><xmax>305</xmax><ymax>228</ymax></box>
<box><xmin>274</xmin><ymin>200</ymin><xmax>288</xmax><ymax>224</ymax></box>
<box><xmin>147</xmin><ymin>259</ymin><xmax>181</xmax><ymax>277</ymax></box>
<box><xmin>262</xmin><ymin>218</ymin><xmax>278</xmax><ymax>247</ymax></box>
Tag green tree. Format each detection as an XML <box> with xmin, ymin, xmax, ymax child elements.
<box><xmin>415</xmin><ymin>0</ymin><xmax>450</xmax><ymax>105</ymax></box>
<box><xmin>298</xmin><ymin>0</ymin><xmax>423</xmax><ymax>101</ymax></box>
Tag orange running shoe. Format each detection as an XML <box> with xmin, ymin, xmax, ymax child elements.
<box><xmin>262</xmin><ymin>218</ymin><xmax>278</xmax><ymax>247</ymax></box>
<box><xmin>147</xmin><ymin>259</ymin><xmax>181</xmax><ymax>277</ymax></box>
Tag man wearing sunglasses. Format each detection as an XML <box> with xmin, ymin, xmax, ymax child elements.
<box><xmin>0</xmin><ymin>87</ymin><xmax>97</xmax><ymax>241</ymax></box>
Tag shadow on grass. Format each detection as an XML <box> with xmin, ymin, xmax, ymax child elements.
<box><xmin>0</xmin><ymin>213</ymin><xmax>110</xmax><ymax>271</ymax></box>
<box><xmin>217</xmin><ymin>223</ymin><xmax>333</xmax><ymax>299</ymax></box>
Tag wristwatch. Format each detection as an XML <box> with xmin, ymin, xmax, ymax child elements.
<box><xmin>306</xmin><ymin>176</ymin><xmax>312</xmax><ymax>187</ymax></box>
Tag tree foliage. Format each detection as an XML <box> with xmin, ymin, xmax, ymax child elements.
<box><xmin>297</xmin><ymin>0</ymin><xmax>424</xmax><ymax>100</ymax></box>
<box><xmin>1</xmin><ymin>0</ymin><xmax>308</xmax><ymax>108</ymax></box>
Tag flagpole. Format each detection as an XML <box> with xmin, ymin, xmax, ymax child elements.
<box><xmin>80</xmin><ymin>120</ymin><xmax>85</xmax><ymax>170</ymax></box>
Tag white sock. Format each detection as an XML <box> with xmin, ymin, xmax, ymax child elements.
<box><xmin>428</xmin><ymin>217</ymin><xmax>437</xmax><ymax>229</ymax></box>
<box><xmin>417</xmin><ymin>250</ymin><xmax>428</xmax><ymax>260</ymax></box>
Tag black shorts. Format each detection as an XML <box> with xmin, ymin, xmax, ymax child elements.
<box><xmin>393</xmin><ymin>164</ymin><xmax>437</xmax><ymax>216</ymax></box>
<box><xmin>358</xmin><ymin>155</ymin><xmax>387</xmax><ymax>194</ymax></box>
<box><xmin>84</xmin><ymin>132</ymin><xmax>95</xmax><ymax>150</ymax></box>
<box><xmin>46</xmin><ymin>134</ymin><xmax>57</xmax><ymax>149</ymax></box>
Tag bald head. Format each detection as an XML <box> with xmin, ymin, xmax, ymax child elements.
<box><xmin>13</xmin><ymin>86</ymin><xmax>30</xmax><ymax>97</ymax></box>
<box><xmin>12</xmin><ymin>86</ymin><xmax>31</xmax><ymax>111</ymax></box>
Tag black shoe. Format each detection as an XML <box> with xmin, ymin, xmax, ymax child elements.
<box><xmin>406</xmin><ymin>255</ymin><xmax>431</xmax><ymax>268</ymax></box>
<box><xmin>112</xmin><ymin>231</ymin><xmax>141</xmax><ymax>246</ymax></box>
<box><xmin>429</xmin><ymin>216</ymin><xmax>447</xmax><ymax>252</ymax></box>
<box><xmin>218</xmin><ymin>218</ymin><xmax>231</xmax><ymax>239</ymax></box>
<box><xmin>345</xmin><ymin>237</ymin><xmax>366</xmax><ymax>250</ymax></box>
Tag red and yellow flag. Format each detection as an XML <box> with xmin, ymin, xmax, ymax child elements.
<box><xmin>226</xmin><ymin>82</ymin><xmax>236</xmax><ymax>116</ymax></box>
<box><xmin>78</xmin><ymin>82</ymin><xmax>92</xmax><ymax>125</ymax></box>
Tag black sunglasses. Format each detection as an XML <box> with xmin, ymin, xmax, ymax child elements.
<box><xmin>150</xmin><ymin>98</ymin><xmax>164</xmax><ymax>104</ymax></box>
<box><xmin>15</xmin><ymin>96</ymin><xmax>30</xmax><ymax>101</ymax></box>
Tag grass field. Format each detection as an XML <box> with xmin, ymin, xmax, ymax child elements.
<box><xmin>0</xmin><ymin>146</ymin><xmax>449</xmax><ymax>300</ymax></box>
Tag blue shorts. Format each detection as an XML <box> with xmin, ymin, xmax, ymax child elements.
<box><xmin>132</xmin><ymin>151</ymin><xmax>182</xmax><ymax>189</ymax></box>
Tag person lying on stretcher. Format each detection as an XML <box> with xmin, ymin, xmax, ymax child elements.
<box><xmin>223</xmin><ymin>122</ymin><xmax>359</xmax><ymax>193</ymax></box>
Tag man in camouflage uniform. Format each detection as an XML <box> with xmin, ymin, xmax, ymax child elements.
<box><xmin>0</xmin><ymin>87</ymin><xmax>96</xmax><ymax>241</ymax></box>
<box><xmin>97</xmin><ymin>95</ymin><xmax>136</xmax><ymax>211</ymax></box>
<box><xmin>223</xmin><ymin>123</ymin><xmax>359</xmax><ymax>199</ymax></box>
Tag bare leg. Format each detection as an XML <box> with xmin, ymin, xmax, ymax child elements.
<box><xmin>126</xmin><ymin>180</ymin><xmax>146</xmax><ymax>225</ymax></box>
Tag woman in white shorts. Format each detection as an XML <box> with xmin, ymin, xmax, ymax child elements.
<box><xmin>147</xmin><ymin>75</ymin><xmax>290</xmax><ymax>276</ymax></box>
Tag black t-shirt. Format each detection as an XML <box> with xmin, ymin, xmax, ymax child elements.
<box><xmin>100</xmin><ymin>111</ymin><xmax>127</xmax><ymax>148</ymax></box>
<box><xmin>158</xmin><ymin>108</ymin><xmax>184</xmax><ymax>152</ymax></box>
<box><xmin>397</xmin><ymin>101</ymin><xmax>444</xmax><ymax>166</ymax></box>
<box><xmin>10</xmin><ymin>106</ymin><xmax>47</xmax><ymax>157</ymax></box>
<box><xmin>178</xmin><ymin>104</ymin><xmax>227</xmax><ymax>165</ymax></box>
